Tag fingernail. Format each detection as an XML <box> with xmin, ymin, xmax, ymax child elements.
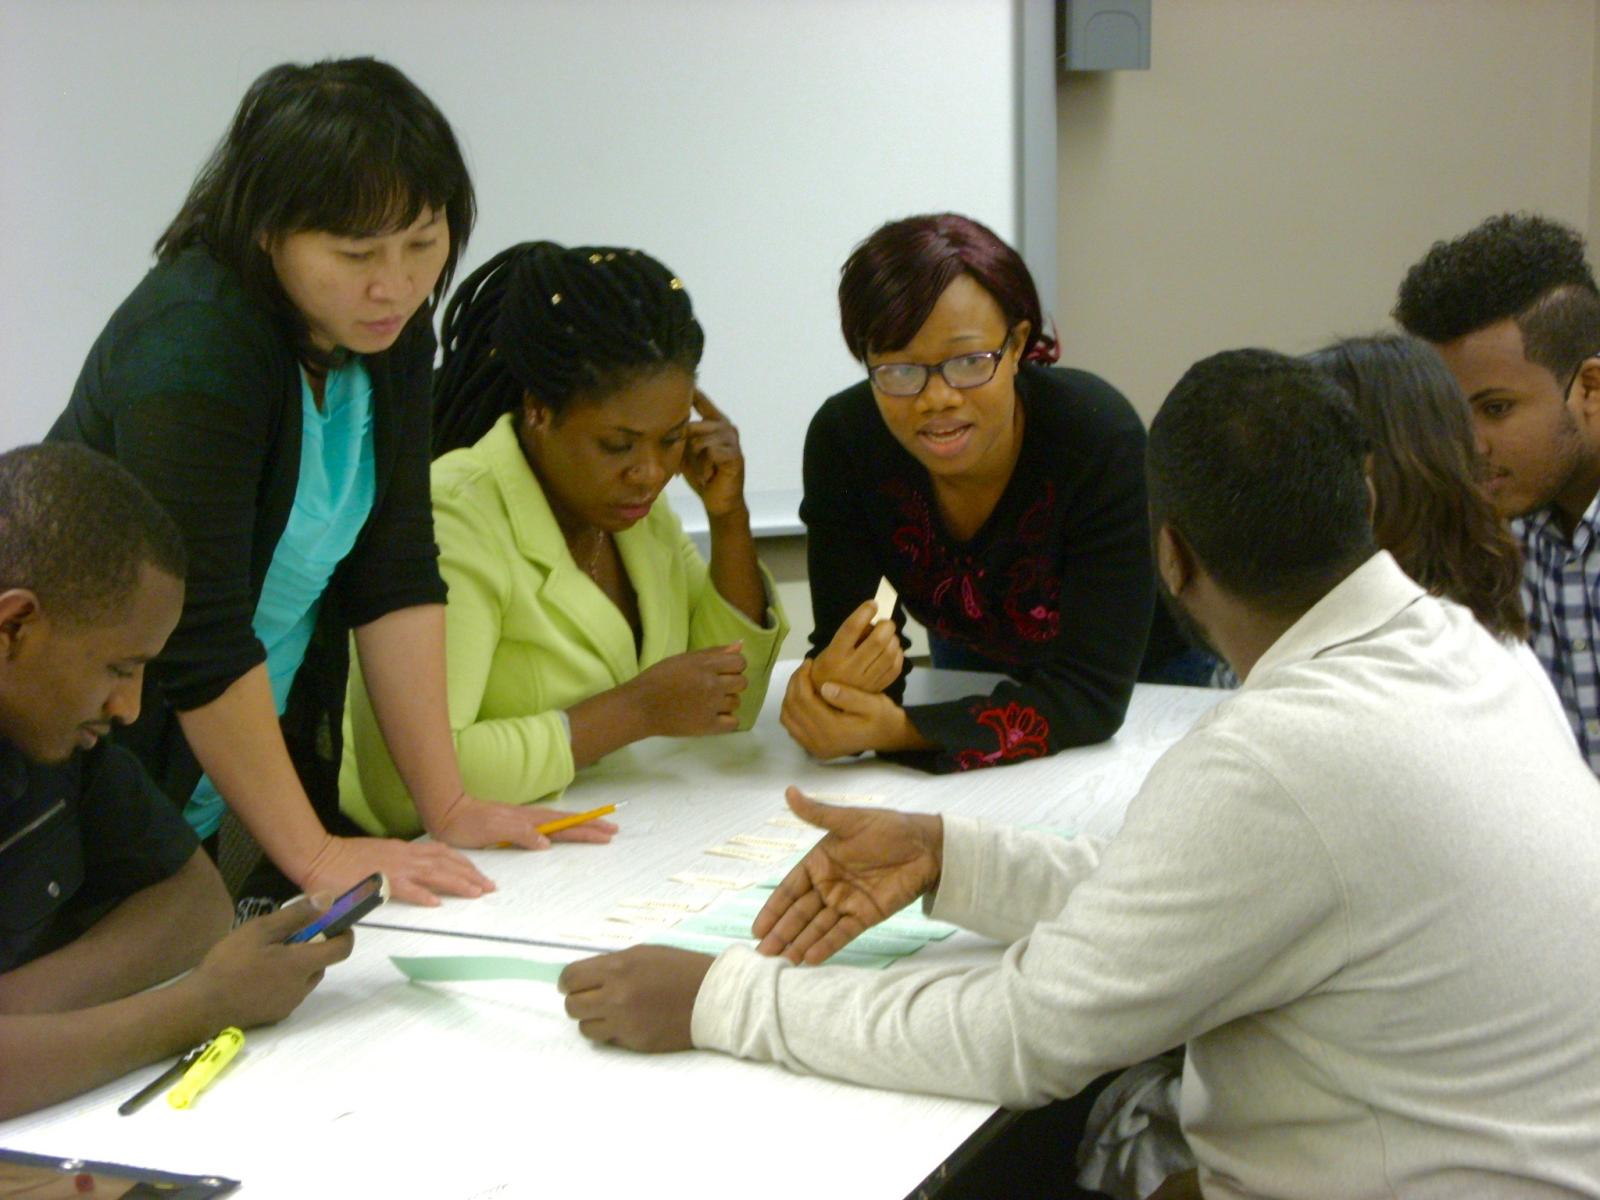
<box><xmin>820</xmin><ymin>683</ymin><xmax>840</xmax><ymax>701</ymax></box>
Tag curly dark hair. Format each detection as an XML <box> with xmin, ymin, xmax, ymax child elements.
<box><xmin>1393</xmin><ymin>213</ymin><xmax>1600</xmax><ymax>385</ymax></box>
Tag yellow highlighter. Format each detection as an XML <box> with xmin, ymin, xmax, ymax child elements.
<box><xmin>167</xmin><ymin>1027</ymin><xmax>244</xmax><ymax>1109</ymax></box>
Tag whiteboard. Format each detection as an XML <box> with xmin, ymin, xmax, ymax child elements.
<box><xmin>0</xmin><ymin>0</ymin><xmax>1035</xmax><ymax>532</ymax></box>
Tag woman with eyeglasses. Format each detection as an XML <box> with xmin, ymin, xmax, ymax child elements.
<box><xmin>339</xmin><ymin>242</ymin><xmax>788</xmax><ymax>837</ymax></box>
<box><xmin>780</xmin><ymin>213</ymin><xmax>1154</xmax><ymax>772</ymax></box>
<box><xmin>47</xmin><ymin>59</ymin><xmax>600</xmax><ymax>908</ymax></box>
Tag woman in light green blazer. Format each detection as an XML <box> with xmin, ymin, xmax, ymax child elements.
<box><xmin>340</xmin><ymin>243</ymin><xmax>787</xmax><ymax>836</ymax></box>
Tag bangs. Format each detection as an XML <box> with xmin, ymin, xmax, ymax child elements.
<box><xmin>274</xmin><ymin>122</ymin><xmax>460</xmax><ymax>238</ymax></box>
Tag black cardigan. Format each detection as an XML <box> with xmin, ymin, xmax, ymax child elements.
<box><xmin>800</xmin><ymin>364</ymin><xmax>1155</xmax><ymax>773</ymax></box>
<box><xmin>48</xmin><ymin>248</ymin><xmax>446</xmax><ymax>812</ymax></box>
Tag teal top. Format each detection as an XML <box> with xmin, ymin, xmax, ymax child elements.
<box><xmin>186</xmin><ymin>362</ymin><xmax>376</xmax><ymax>837</ymax></box>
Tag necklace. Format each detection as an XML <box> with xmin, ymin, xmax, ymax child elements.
<box><xmin>569</xmin><ymin>528</ymin><xmax>609</xmax><ymax>580</ymax></box>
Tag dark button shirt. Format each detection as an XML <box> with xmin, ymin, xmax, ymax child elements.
<box><xmin>0</xmin><ymin>735</ymin><xmax>198</xmax><ymax>974</ymax></box>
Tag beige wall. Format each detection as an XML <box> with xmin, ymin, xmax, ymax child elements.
<box><xmin>1057</xmin><ymin>0</ymin><xmax>1598</xmax><ymax>423</ymax></box>
<box><xmin>772</xmin><ymin>1</ymin><xmax>1600</xmax><ymax>645</ymax></box>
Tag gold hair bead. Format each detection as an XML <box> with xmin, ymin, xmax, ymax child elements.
<box><xmin>669</xmin><ymin>278</ymin><xmax>683</xmax><ymax>290</ymax></box>
<box><xmin>588</xmin><ymin>253</ymin><xmax>603</xmax><ymax>264</ymax></box>
<box><xmin>605</xmin><ymin>252</ymin><xmax>617</xmax><ymax>261</ymax></box>
<box><xmin>550</xmin><ymin>293</ymin><xmax>562</xmax><ymax>305</ymax></box>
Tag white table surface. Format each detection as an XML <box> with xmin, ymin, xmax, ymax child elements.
<box><xmin>0</xmin><ymin>666</ymin><xmax>1223</xmax><ymax>1199</ymax></box>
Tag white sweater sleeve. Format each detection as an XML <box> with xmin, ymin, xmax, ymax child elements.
<box><xmin>928</xmin><ymin>816</ymin><xmax>1108</xmax><ymax>943</ymax></box>
<box><xmin>691</xmin><ymin>728</ymin><xmax>1351</xmax><ymax>1108</ymax></box>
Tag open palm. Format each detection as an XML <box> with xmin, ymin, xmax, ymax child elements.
<box><xmin>752</xmin><ymin>787</ymin><xmax>943</xmax><ymax>964</ymax></box>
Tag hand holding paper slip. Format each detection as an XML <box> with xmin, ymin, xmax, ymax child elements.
<box><xmin>807</xmin><ymin>581</ymin><xmax>905</xmax><ymax>696</ymax></box>
<box><xmin>871</xmin><ymin>575</ymin><xmax>899</xmax><ymax>624</ymax></box>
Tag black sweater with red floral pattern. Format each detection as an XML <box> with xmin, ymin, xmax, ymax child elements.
<box><xmin>800</xmin><ymin>365</ymin><xmax>1155</xmax><ymax>773</ymax></box>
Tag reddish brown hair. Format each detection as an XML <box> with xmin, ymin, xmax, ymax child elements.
<box><xmin>837</xmin><ymin>213</ymin><xmax>1059</xmax><ymax>364</ymax></box>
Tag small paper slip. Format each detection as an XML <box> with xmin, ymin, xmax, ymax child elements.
<box><xmin>670</xmin><ymin>870</ymin><xmax>755</xmax><ymax>890</ymax></box>
<box><xmin>703</xmin><ymin>842</ymin><xmax>788</xmax><ymax>864</ymax></box>
<box><xmin>728</xmin><ymin>832</ymin><xmax>807</xmax><ymax>851</ymax></box>
<box><xmin>616</xmin><ymin>895</ymin><xmax>711</xmax><ymax>913</ymax></box>
<box><xmin>557</xmin><ymin>927</ymin><xmax>636</xmax><ymax>948</ymax></box>
<box><xmin>766</xmin><ymin>814</ymin><xmax>815</xmax><ymax>829</ymax></box>
<box><xmin>872</xmin><ymin>575</ymin><xmax>898</xmax><ymax>624</ymax></box>
<box><xmin>806</xmin><ymin>791</ymin><xmax>890</xmax><ymax>806</ymax></box>
<box><xmin>392</xmin><ymin>955</ymin><xmax>568</xmax><ymax>984</ymax></box>
<box><xmin>604</xmin><ymin>908</ymin><xmax>683</xmax><ymax>927</ymax></box>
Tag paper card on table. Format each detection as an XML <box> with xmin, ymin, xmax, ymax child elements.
<box><xmin>604</xmin><ymin>908</ymin><xmax>683</xmax><ymax>927</ymax></box>
<box><xmin>728</xmin><ymin>832</ymin><xmax>807</xmax><ymax>851</ymax></box>
<box><xmin>391</xmin><ymin>955</ymin><xmax>569</xmax><ymax>984</ymax></box>
<box><xmin>557</xmin><ymin>927</ymin><xmax>637</xmax><ymax>948</ymax></box>
<box><xmin>703</xmin><ymin>842</ymin><xmax>789</xmax><ymax>864</ymax></box>
<box><xmin>805</xmin><ymin>791</ymin><xmax>890</xmax><ymax>806</ymax></box>
<box><xmin>872</xmin><ymin>576</ymin><xmax>898</xmax><ymax>624</ymax></box>
<box><xmin>617</xmin><ymin>895</ymin><xmax>711</xmax><ymax>913</ymax></box>
<box><xmin>670</xmin><ymin>870</ymin><xmax>756</xmax><ymax>890</ymax></box>
<box><xmin>766</xmin><ymin>814</ymin><xmax>816</xmax><ymax>829</ymax></box>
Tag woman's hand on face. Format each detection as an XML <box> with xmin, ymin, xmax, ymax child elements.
<box><xmin>810</xmin><ymin>600</ymin><xmax>904</xmax><ymax>695</ymax></box>
<box><xmin>779</xmin><ymin>658</ymin><xmax>914</xmax><ymax>760</ymax></box>
<box><xmin>681</xmin><ymin>390</ymin><xmax>747</xmax><ymax>519</ymax></box>
<box><xmin>626</xmin><ymin>644</ymin><xmax>748</xmax><ymax>737</ymax></box>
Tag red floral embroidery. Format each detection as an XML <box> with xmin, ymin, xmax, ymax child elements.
<box><xmin>879</xmin><ymin>478</ymin><xmax>1060</xmax><ymax>661</ymax></box>
<box><xmin>953</xmin><ymin>701</ymin><xmax>1051</xmax><ymax>770</ymax></box>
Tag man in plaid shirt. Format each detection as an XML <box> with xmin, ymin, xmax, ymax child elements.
<box><xmin>1396</xmin><ymin>214</ymin><xmax>1600</xmax><ymax>774</ymax></box>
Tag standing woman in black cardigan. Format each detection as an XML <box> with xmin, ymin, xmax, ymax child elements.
<box><xmin>50</xmin><ymin>58</ymin><xmax>609</xmax><ymax>906</ymax></box>
<box><xmin>781</xmin><ymin>213</ymin><xmax>1155</xmax><ymax>772</ymax></box>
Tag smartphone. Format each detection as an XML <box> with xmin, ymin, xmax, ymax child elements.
<box><xmin>282</xmin><ymin>873</ymin><xmax>389</xmax><ymax>944</ymax></box>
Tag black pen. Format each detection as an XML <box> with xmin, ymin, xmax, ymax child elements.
<box><xmin>117</xmin><ymin>1038</ymin><xmax>211</xmax><ymax>1116</ymax></box>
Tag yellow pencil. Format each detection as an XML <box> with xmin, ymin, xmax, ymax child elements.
<box><xmin>536</xmin><ymin>801</ymin><xmax>621</xmax><ymax>836</ymax></box>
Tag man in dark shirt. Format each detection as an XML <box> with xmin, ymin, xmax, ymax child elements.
<box><xmin>0</xmin><ymin>443</ymin><xmax>350</xmax><ymax>1118</ymax></box>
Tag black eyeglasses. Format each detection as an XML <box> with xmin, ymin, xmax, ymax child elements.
<box><xmin>867</xmin><ymin>332</ymin><xmax>1013</xmax><ymax>398</ymax></box>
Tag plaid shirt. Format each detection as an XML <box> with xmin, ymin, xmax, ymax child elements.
<box><xmin>1517</xmin><ymin>491</ymin><xmax>1600</xmax><ymax>776</ymax></box>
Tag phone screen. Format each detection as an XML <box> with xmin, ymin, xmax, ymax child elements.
<box><xmin>282</xmin><ymin>873</ymin><xmax>387</xmax><ymax>944</ymax></box>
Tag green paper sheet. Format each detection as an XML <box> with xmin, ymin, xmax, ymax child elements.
<box><xmin>391</xmin><ymin>955</ymin><xmax>568</xmax><ymax>984</ymax></box>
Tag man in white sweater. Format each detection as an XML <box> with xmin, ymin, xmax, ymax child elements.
<box><xmin>560</xmin><ymin>349</ymin><xmax>1600</xmax><ymax>1198</ymax></box>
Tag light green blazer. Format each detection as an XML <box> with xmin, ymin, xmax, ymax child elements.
<box><xmin>340</xmin><ymin>413</ymin><xmax>788</xmax><ymax>836</ymax></box>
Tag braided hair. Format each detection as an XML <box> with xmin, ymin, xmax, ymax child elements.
<box><xmin>433</xmin><ymin>242</ymin><xmax>705</xmax><ymax>456</ymax></box>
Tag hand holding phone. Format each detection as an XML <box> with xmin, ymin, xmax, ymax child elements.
<box><xmin>282</xmin><ymin>872</ymin><xmax>389</xmax><ymax>944</ymax></box>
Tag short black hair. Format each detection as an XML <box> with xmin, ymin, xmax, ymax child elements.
<box><xmin>0</xmin><ymin>444</ymin><xmax>186</xmax><ymax>627</ymax></box>
<box><xmin>432</xmin><ymin>242</ymin><xmax>704</xmax><ymax>456</ymax></box>
<box><xmin>1147</xmin><ymin>349</ymin><xmax>1377</xmax><ymax>614</ymax></box>
<box><xmin>1394</xmin><ymin>213</ymin><xmax>1600</xmax><ymax>385</ymax></box>
<box><xmin>156</xmin><ymin>57</ymin><xmax>475</xmax><ymax>364</ymax></box>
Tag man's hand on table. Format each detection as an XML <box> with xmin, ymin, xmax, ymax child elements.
<box><xmin>560</xmin><ymin>946</ymin><xmax>714</xmax><ymax>1052</ymax></box>
<box><xmin>752</xmin><ymin>787</ymin><xmax>944</xmax><ymax>965</ymax></box>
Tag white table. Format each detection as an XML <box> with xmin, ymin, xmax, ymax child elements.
<box><xmin>0</xmin><ymin>667</ymin><xmax>1222</xmax><ymax>1199</ymax></box>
